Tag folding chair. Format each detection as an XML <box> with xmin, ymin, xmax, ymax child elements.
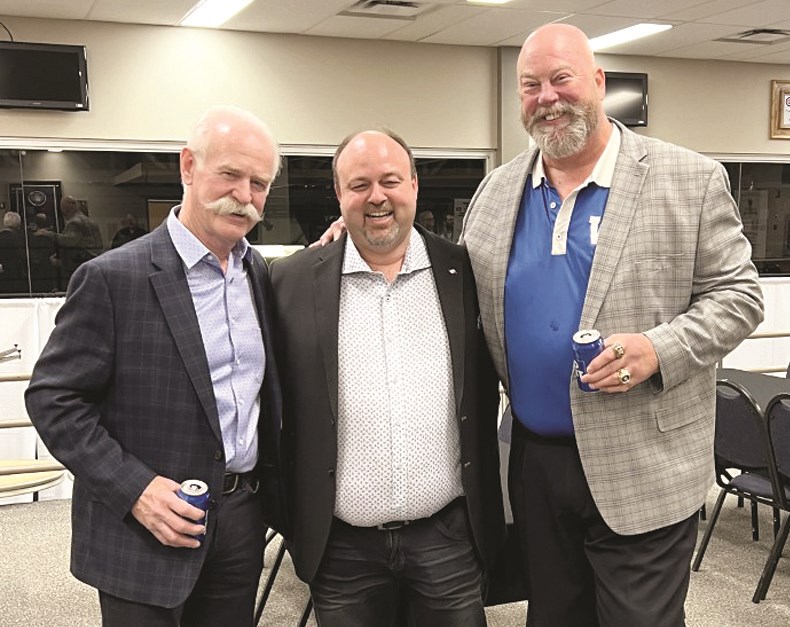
<box><xmin>253</xmin><ymin>530</ymin><xmax>313</xmax><ymax>626</ymax></box>
<box><xmin>692</xmin><ymin>380</ymin><xmax>776</xmax><ymax>573</ymax></box>
<box><xmin>753</xmin><ymin>393</ymin><xmax>790</xmax><ymax>602</ymax></box>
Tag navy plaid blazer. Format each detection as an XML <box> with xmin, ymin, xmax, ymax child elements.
<box><xmin>25</xmin><ymin>222</ymin><xmax>287</xmax><ymax>607</ymax></box>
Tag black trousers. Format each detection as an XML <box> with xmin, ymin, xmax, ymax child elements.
<box><xmin>99</xmin><ymin>482</ymin><xmax>266</xmax><ymax>627</ymax></box>
<box><xmin>310</xmin><ymin>498</ymin><xmax>486</xmax><ymax>627</ymax></box>
<box><xmin>509</xmin><ymin>420</ymin><xmax>698</xmax><ymax>627</ymax></box>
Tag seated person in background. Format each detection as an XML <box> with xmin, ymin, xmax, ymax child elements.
<box><xmin>0</xmin><ymin>211</ymin><xmax>27</xmax><ymax>293</ymax></box>
<box><xmin>415</xmin><ymin>209</ymin><xmax>435</xmax><ymax>232</ymax></box>
<box><xmin>438</xmin><ymin>211</ymin><xmax>456</xmax><ymax>241</ymax></box>
<box><xmin>34</xmin><ymin>195</ymin><xmax>104</xmax><ymax>276</ymax></box>
<box><xmin>111</xmin><ymin>214</ymin><xmax>148</xmax><ymax>248</ymax></box>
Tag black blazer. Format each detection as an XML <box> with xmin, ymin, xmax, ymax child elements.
<box><xmin>270</xmin><ymin>226</ymin><xmax>505</xmax><ymax>584</ymax></box>
<box><xmin>25</xmin><ymin>223</ymin><xmax>287</xmax><ymax>608</ymax></box>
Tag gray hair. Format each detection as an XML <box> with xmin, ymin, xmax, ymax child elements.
<box><xmin>187</xmin><ymin>105</ymin><xmax>282</xmax><ymax>179</ymax></box>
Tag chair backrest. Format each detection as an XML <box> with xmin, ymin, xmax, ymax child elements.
<box><xmin>766</xmin><ymin>393</ymin><xmax>790</xmax><ymax>508</ymax></box>
<box><xmin>715</xmin><ymin>379</ymin><xmax>767</xmax><ymax>472</ymax></box>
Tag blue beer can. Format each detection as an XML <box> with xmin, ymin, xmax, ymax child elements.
<box><xmin>177</xmin><ymin>479</ymin><xmax>210</xmax><ymax>541</ymax></box>
<box><xmin>572</xmin><ymin>329</ymin><xmax>605</xmax><ymax>392</ymax></box>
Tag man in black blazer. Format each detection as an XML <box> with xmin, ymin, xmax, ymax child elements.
<box><xmin>25</xmin><ymin>106</ymin><xmax>286</xmax><ymax>627</ymax></box>
<box><xmin>270</xmin><ymin>129</ymin><xmax>505</xmax><ymax>626</ymax></box>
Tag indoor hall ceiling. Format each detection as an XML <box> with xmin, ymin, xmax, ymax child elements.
<box><xmin>3</xmin><ymin>0</ymin><xmax>790</xmax><ymax>64</ymax></box>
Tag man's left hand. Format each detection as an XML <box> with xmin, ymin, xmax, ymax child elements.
<box><xmin>582</xmin><ymin>333</ymin><xmax>658</xmax><ymax>393</ymax></box>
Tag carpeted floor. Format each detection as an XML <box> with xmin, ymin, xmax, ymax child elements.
<box><xmin>1</xmin><ymin>487</ymin><xmax>789</xmax><ymax>626</ymax></box>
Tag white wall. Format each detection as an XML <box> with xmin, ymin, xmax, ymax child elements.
<box><xmin>0</xmin><ymin>17</ymin><xmax>498</xmax><ymax>151</ymax></box>
<box><xmin>498</xmin><ymin>47</ymin><xmax>790</xmax><ymax>163</ymax></box>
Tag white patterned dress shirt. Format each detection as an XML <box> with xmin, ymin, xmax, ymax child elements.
<box><xmin>334</xmin><ymin>228</ymin><xmax>463</xmax><ymax>527</ymax></box>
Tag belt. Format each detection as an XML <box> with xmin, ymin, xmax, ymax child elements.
<box><xmin>222</xmin><ymin>471</ymin><xmax>259</xmax><ymax>496</ymax></box>
<box><xmin>372</xmin><ymin>497</ymin><xmax>464</xmax><ymax>531</ymax></box>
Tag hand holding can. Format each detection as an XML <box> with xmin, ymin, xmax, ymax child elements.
<box><xmin>177</xmin><ymin>479</ymin><xmax>210</xmax><ymax>541</ymax></box>
<box><xmin>572</xmin><ymin>329</ymin><xmax>604</xmax><ymax>392</ymax></box>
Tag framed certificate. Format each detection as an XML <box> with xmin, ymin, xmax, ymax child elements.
<box><xmin>770</xmin><ymin>80</ymin><xmax>790</xmax><ymax>138</ymax></box>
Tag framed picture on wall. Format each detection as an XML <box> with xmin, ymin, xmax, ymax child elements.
<box><xmin>770</xmin><ymin>80</ymin><xmax>790</xmax><ymax>139</ymax></box>
<box><xmin>9</xmin><ymin>181</ymin><xmax>62</xmax><ymax>230</ymax></box>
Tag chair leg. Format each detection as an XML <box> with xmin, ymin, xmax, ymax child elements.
<box><xmin>751</xmin><ymin>500</ymin><xmax>760</xmax><ymax>541</ymax></box>
<box><xmin>254</xmin><ymin>540</ymin><xmax>288</xmax><ymax>626</ymax></box>
<box><xmin>738</xmin><ymin>495</ymin><xmax>745</xmax><ymax>508</ymax></box>
<box><xmin>699</xmin><ymin>503</ymin><xmax>707</xmax><ymax>521</ymax></box>
<box><xmin>692</xmin><ymin>488</ymin><xmax>727</xmax><ymax>572</ymax></box>
<box><xmin>774</xmin><ymin>507</ymin><xmax>781</xmax><ymax>538</ymax></box>
<box><xmin>753</xmin><ymin>514</ymin><xmax>790</xmax><ymax>603</ymax></box>
<box><xmin>298</xmin><ymin>597</ymin><xmax>313</xmax><ymax>627</ymax></box>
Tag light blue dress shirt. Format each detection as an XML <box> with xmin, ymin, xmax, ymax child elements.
<box><xmin>167</xmin><ymin>208</ymin><xmax>265</xmax><ymax>472</ymax></box>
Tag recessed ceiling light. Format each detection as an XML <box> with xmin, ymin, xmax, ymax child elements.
<box><xmin>180</xmin><ymin>0</ymin><xmax>255</xmax><ymax>28</ymax></box>
<box><xmin>589</xmin><ymin>23</ymin><xmax>673</xmax><ymax>51</ymax></box>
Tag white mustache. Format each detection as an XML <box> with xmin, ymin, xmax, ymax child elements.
<box><xmin>205</xmin><ymin>196</ymin><xmax>262</xmax><ymax>223</ymax></box>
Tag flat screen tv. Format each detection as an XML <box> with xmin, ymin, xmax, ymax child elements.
<box><xmin>0</xmin><ymin>41</ymin><xmax>89</xmax><ymax>111</ymax></box>
<box><xmin>604</xmin><ymin>71</ymin><xmax>647</xmax><ymax>127</ymax></box>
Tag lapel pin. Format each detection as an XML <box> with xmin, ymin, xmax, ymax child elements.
<box><xmin>448</xmin><ymin>268</ymin><xmax>457</xmax><ymax>275</ymax></box>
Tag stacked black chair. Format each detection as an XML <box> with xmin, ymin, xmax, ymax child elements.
<box><xmin>753</xmin><ymin>393</ymin><xmax>790</xmax><ymax>602</ymax></box>
<box><xmin>692</xmin><ymin>380</ymin><xmax>775</xmax><ymax>575</ymax></box>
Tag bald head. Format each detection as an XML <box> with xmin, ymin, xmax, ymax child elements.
<box><xmin>516</xmin><ymin>24</ymin><xmax>610</xmax><ymax>161</ymax></box>
<box><xmin>520</xmin><ymin>24</ymin><xmax>597</xmax><ymax>76</ymax></box>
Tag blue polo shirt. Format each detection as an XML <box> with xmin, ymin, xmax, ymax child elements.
<box><xmin>504</xmin><ymin>129</ymin><xmax>620</xmax><ymax>436</ymax></box>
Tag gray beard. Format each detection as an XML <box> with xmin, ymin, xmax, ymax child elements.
<box><xmin>523</xmin><ymin>102</ymin><xmax>598</xmax><ymax>160</ymax></box>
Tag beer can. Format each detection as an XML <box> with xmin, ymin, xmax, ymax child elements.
<box><xmin>572</xmin><ymin>329</ymin><xmax>605</xmax><ymax>392</ymax></box>
<box><xmin>177</xmin><ymin>479</ymin><xmax>210</xmax><ymax>541</ymax></box>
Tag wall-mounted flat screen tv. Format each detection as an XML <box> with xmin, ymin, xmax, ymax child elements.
<box><xmin>0</xmin><ymin>41</ymin><xmax>89</xmax><ymax>111</ymax></box>
<box><xmin>604</xmin><ymin>71</ymin><xmax>647</xmax><ymax>127</ymax></box>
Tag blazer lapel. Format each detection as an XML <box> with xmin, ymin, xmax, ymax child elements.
<box><xmin>148</xmin><ymin>225</ymin><xmax>222</xmax><ymax>443</ymax></box>
<box><xmin>313</xmin><ymin>236</ymin><xmax>344</xmax><ymax>420</ymax></box>
<box><xmin>491</xmin><ymin>149</ymin><xmax>538</xmax><ymax>354</ymax></box>
<box><xmin>580</xmin><ymin>125</ymin><xmax>649</xmax><ymax>328</ymax></box>
<box><xmin>423</xmin><ymin>231</ymin><xmax>465</xmax><ymax>414</ymax></box>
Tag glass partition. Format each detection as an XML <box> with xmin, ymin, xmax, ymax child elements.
<box><xmin>719</xmin><ymin>160</ymin><xmax>790</xmax><ymax>276</ymax></box>
<box><xmin>0</xmin><ymin>145</ymin><xmax>489</xmax><ymax>298</ymax></box>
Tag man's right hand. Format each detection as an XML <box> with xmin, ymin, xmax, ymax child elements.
<box><xmin>131</xmin><ymin>475</ymin><xmax>205</xmax><ymax>548</ymax></box>
<box><xmin>311</xmin><ymin>217</ymin><xmax>346</xmax><ymax>247</ymax></box>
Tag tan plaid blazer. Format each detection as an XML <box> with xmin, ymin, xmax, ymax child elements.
<box><xmin>461</xmin><ymin>122</ymin><xmax>764</xmax><ymax>535</ymax></box>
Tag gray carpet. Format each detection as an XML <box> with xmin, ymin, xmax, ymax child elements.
<box><xmin>1</xmin><ymin>487</ymin><xmax>788</xmax><ymax>626</ymax></box>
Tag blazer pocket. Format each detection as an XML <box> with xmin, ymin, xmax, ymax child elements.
<box><xmin>654</xmin><ymin>380</ymin><xmax>701</xmax><ymax>433</ymax></box>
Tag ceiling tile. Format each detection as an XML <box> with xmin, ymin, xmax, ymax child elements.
<box><xmin>589</xmin><ymin>0</ymin><xmax>714</xmax><ymax>19</ymax></box>
<box><xmin>420</xmin><ymin>8</ymin><xmax>566</xmax><ymax>46</ymax></box>
<box><xmin>383</xmin><ymin>5</ymin><xmax>487</xmax><ymax>43</ymax></box>
<box><xmin>690</xmin><ymin>0</ymin><xmax>790</xmax><ymax>27</ymax></box>
<box><xmin>89</xmin><ymin>0</ymin><xmax>197</xmax><ymax>25</ymax></box>
<box><xmin>305</xmin><ymin>14</ymin><xmax>410</xmax><ymax>39</ymax></box>
<box><xmin>223</xmin><ymin>0</ymin><xmax>352</xmax><ymax>33</ymax></box>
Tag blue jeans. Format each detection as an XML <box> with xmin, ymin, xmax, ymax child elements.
<box><xmin>310</xmin><ymin>498</ymin><xmax>486</xmax><ymax>627</ymax></box>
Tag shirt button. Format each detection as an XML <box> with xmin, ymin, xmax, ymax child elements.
<box><xmin>550</xmin><ymin>202</ymin><xmax>557</xmax><ymax>209</ymax></box>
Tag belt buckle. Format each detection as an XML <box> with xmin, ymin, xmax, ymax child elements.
<box><xmin>222</xmin><ymin>473</ymin><xmax>239</xmax><ymax>495</ymax></box>
<box><xmin>376</xmin><ymin>520</ymin><xmax>410</xmax><ymax>531</ymax></box>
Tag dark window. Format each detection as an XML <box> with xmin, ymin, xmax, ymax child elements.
<box><xmin>0</xmin><ymin>148</ymin><xmax>486</xmax><ymax>297</ymax></box>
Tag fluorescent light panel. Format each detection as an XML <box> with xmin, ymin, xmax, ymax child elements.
<box><xmin>589</xmin><ymin>23</ymin><xmax>672</xmax><ymax>51</ymax></box>
<box><xmin>180</xmin><ymin>0</ymin><xmax>255</xmax><ymax>28</ymax></box>
<box><xmin>467</xmin><ymin>0</ymin><xmax>512</xmax><ymax>5</ymax></box>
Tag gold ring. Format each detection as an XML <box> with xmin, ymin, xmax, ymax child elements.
<box><xmin>617</xmin><ymin>368</ymin><xmax>631</xmax><ymax>385</ymax></box>
<box><xmin>612</xmin><ymin>343</ymin><xmax>625</xmax><ymax>359</ymax></box>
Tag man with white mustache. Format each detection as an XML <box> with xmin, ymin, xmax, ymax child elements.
<box><xmin>270</xmin><ymin>129</ymin><xmax>506</xmax><ymax>626</ymax></box>
<box><xmin>26</xmin><ymin>105</ymin><xmax>288</xmax><ymax>626</ymax></box>
<box><xmin>460</xmin><ymin>23</ymin><xmax>763</xmax><ymax>627</ymax></box>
